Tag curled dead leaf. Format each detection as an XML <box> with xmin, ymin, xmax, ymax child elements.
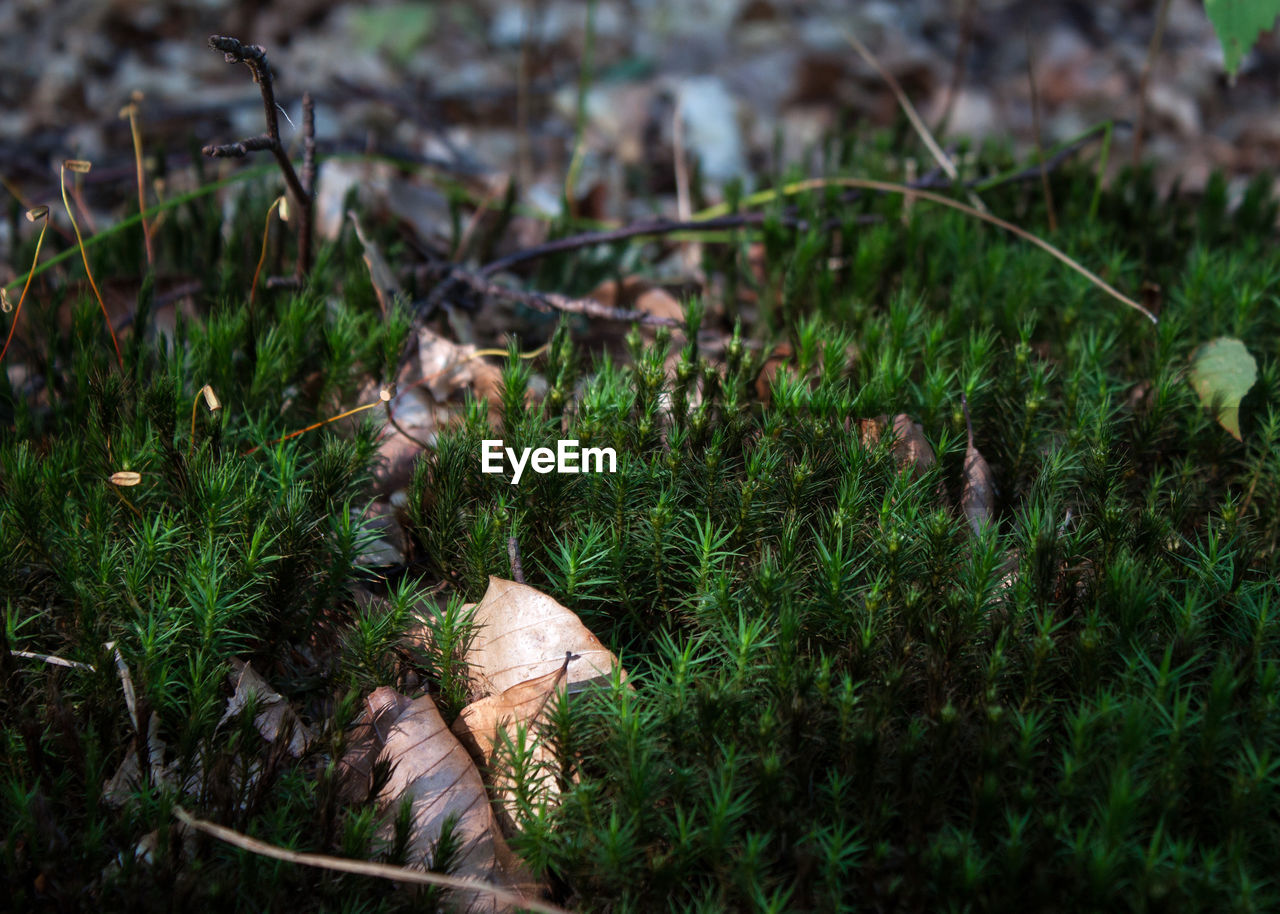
<box><xmin>858</xmin><ymin>414</ymin><xmax>936</xmax><ymax>477</ymax></box>
<box><xmin>960</xmin><ymin>394</ymin><xmax>994</xmax><ymax>535</ymax></box>
<box><xmin>222</xmin><ymin>659</ymin><xmax>312</xmax><ymax>757</ymax></box>
<box><xmin>350</xmin><ymin>210</ymin><xmax>400</xmax><ymax>315</ymax></box>
<box><xmin>452</xmin><ymin>657</ymin><xmax>572</xmax><ymax>831</ymax></box>
<box><xmin>466</xmin><ymin>576</ymin><xmax>623</xmax><ymax>698</ymax></box>
<box><xmin>361</xmin><ymin>687</ymin><xmax>543</xmax><ymax>912</ymax></box>
<box><xmin>418</xmin><ymin>327</ymin><xmax>503</xmax><ymax>408</ymax></box>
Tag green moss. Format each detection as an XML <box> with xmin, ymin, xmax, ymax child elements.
<box><xmin>3</xmin><ymin>142</ymin><xmax>1280</xmax><ymax>911</ymax></box>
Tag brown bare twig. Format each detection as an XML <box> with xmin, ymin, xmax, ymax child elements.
<box><xmin>203</xmin><ymin>36</ymin><xmax>314</xmax><ymax>279</ymax></box>
<box><xmin>172</xmin><ymin>806</ymin><xmax>571</xmax><ymax>914</ymax></box>
<box><xmin>1026</xmin><ymin>33</ymin><xmax>1058</xmax><ymax>233</ymax></box>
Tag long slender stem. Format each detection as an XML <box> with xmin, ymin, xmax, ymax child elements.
<box><xmin>0</xmin><ymin>209</ymin><xmax>49</xmax><ymax>364</ymax></box>
<box><xmin>704</xmin><ymin>176</ymin><xmax>1158</xmax><ymax>324</ymax></box>
<box><xmin>172</xmin><ymin>806</ymin><xmax>570</xmax><ymax>914</ymax></box>
<box><xmin>60</xmin><ymin>163</ymin><xmax>123</xmax><ymax>368</ymax></box>
<box><xmin>250</xmin><ymin>196</ymin><xmax>283</xmax><ymax>311</ymax></box>
<box><xmin>1026</xmin><ymin>32</ymin><xmax>1058</xmax><ymax>233</ymax></box>
<box><xmin>847</xmin><ymin>29</ymin><xmax>987</xmax><ymax>214</ymax></box>
<box><xmin>120</xmin><ymin>98</ymin><xmax>154</xmax><ymax>267</ymax></box>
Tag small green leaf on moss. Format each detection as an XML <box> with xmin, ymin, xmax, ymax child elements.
<box><xmin>1203</xmin><ymin>0</ymin><xmax>1280</xmax><ymax>77</ymax></box>
<box><xmin>1189</xmin><ymin>336</ymin><xmax>1257</xmax><ymax>440</ymax></box>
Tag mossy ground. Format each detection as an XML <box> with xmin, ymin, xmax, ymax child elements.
<box><xmin>3</xmin><ymin>138</ymin><xmax>1280</xmax><ymax>912</ymax></box>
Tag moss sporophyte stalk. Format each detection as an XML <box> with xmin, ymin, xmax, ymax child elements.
<box><xmin>481</xmin><ymin>439</ymin><xmax>618</xmax><ymax>484</ymax></box>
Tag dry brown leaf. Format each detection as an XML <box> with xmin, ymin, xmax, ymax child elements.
<box><xmin>755</xmin><ymin>342</ymin><xmax>793</xmax><ymax>404</ymax></box>
<box><xmin>418</xmin><ymin>327</ymin><xmax>504</xmax><ymax>408</ymax></box>
<box><xmin>585</xmin><ymin>276</ymin><xmax>688</xmax><ymax>335</ymax></box>
<box><xmin>890</xmin><ymin>414</ymin><xmax>936</xmax><ymax>476</ymax></box>
<box><xmin>103</xmin><ymin>711</ymin><xmax>168</xmax><ymax>807</ymax></box>
<box><xmin>365</xmin><ymin>687</ymin><xmax>542</xmax><ymax>912</ymax></box>
<box><xmin>960</xmin><ymin>394</ymin><xmax>994</xmax><ymax>535</ymax></box>
<box><xmin>466</xmin><ymin>576</ymin><xmax>623</xmax><ymax>698</ymax></box>
<box><xmin>350</xmin><ymin>210</ymin><xmax>401</xmax><ymax>316</ymax></box>
<box><xmin>857</xmin><ymin>414</ymin><xmax>936</xmax><ymax>477</ymax></box>
<box><xmin>339</xmin><ymin>687</ymin><xmax>412</xmax><ymax>803</ymax></box>
<box><xmin>222</xmin><ymin>659</ymin><xmax>311</xmax><ymax>756</ymax></box>
<box><xmin>452</xmin><ymin>660</ymin><xmax>570</xmax><ymax>831</ymax></box>
<box><xmin>635</xmin><ymin>286</ymin><xmax>685</xmax><ymax>324</ymax></box>
<box><xmin>373</xmin><ymin>387</ymin><xmax>444</xmax><ymax>493</ymax></box>
<box><xmin>353</xmin><ymin>501</ymin><xmax>408</xmax><ymax>567</ymax></box>
<box><xmin>452</xmin><ymin>580</ymin><xmax>624</xmax><ymax>833</ymax></box>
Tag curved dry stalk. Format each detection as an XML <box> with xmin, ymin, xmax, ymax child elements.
<box><xmin>846</xmin><ymin>30</ymin><xmax>987</xmax><ymax>214</ymax></box>
<box><xmin>250</xmin><ymin>196</ymin><xmax>285</xmax><ymax>309</ymax></box>
<box><xmin>189</xmin><ymin>384</ymin><xmax>223</xmax><ymax>457</ymax></box>
<box><xmin>0</xmin><ymin>206</ymin><xmax>50</xmax><ymax>363</ymax></box>
<box><xmin>713</xmin><ymin>176</ymin><xmax>1158</xmax><ymax>324</ymax></box>
<box><xmin>61</xmin><ymin>161</ymin><xmax>124</xmax><ymax>367</ymax></box>
<box><xmin>119</xmin><ymin>92</ymin><xmax>154</xmax><ymax>267</ymax></box>
<box><xmin>172</xmin><ymin>806</ymin><xmax>571</xmax><ymax>914</ymax></box>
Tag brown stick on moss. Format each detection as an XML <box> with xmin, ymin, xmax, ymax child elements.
<box><xmin>203</xmin><ymin>35</ymin><xmax>313</xmax><ymax>280</ymax></box>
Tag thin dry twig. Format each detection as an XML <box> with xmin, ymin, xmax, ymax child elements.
<box><xmin>12</xmin><ymin>650</ymin><xmax>95</xmax><ymax>671</ymax></box>
<box><xmin>433</xmin><ymin>262</ymin><xmax>683</xmax><ymax>326</ymax></box>
<box><xmin>475</xmin><ymin>130</ymin><xmax>1116</xmax><ymax>281</ymax></box>
<box><xmin>172</xmin><ymin>806</ymin><xmax>571</xmax><ymax>914</ymax></box>
<box><xmin>1026</xmin><ymin>34</ymin><xmax>1059</xmax><ymax>233</ymax></box>
<box><xmin>725</xmin><ymin>176</ymin><xmax>1157</xmax><ymax>324</ymax></box>
<box><xmin>203</xmin><ymin>36</ymin><xmax>314</xmax><ymax>278</ymax></box>
<box><xmin>846</xmin><ymin>29</ymin><xmax>988</xmax><ymax>214</ymax></box>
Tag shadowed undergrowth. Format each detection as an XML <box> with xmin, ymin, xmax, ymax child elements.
<box><xmin>3</xmin><ymin>134</ymin><xmax>1280</xmax><ymax>912</ymax></box>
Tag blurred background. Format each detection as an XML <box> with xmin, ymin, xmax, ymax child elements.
<box><xmin>1</xmin><ymin>0</ymin><xmax>1275</xmax><ymax>263</ymax></box>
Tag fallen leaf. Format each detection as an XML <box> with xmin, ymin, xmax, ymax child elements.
<box><xmin>364</xmin><ymin>687</ymin><xmax>542</xmax><ymax>912</ymax></box>
<box><xmin>374</xmin><ymin>386</ymin><xmax>444</xmax><ymax>493</ymax></box>
<box><xmin>350</xmin><ymin>210</ymin><xmax>402</xmax><ymax>316</ymax></box>
<box><xmin>960</xmin><ymin>394</ymin><xmax>994</xmax><ymax>535</ymax></box>
<box><xmin>452</xmin><ymin>658</ymin><xmax>571</xmax><ymax>830</ymax></box>
<box><xmin>340</xmin><ymin>687</ymin><xmax>412</xmax><ymax>803</ymax></box>
<box><xmin>222</xmin><ymin>659</ymin><xmax>311</xmax><ymax>757</ymax></box>
<box><xmin>856</xmin><ymin>414</ymin><xmax>936</xmax><ymax>477</ymax></box>
<box><xmin>103</xmin><ymin>712</ymin><xmax>168</xmax><ymax>806</ymax></box>
<box><xmin>465</xmin><ymin>577</ymin><xmax>623</xmax><ymax>698</ymax></box>
<box><xmin>353</xmin><ymin>501</ymin><xmax>408</xmax><ymax>567</ymax></box>
<box><xmin>418</xmin><ymin>327</ymin><xmax>504</xmax><ymax>408</ymax></box>
<box><xmin>755</xmin><ymin>342</ymin><xmax>793</xmax><ymax>404</ymax></box>
<box><xmin>1189</xmin><ymin>336</ymin><xmax>1257</xmax><ymax>441</ymax></box>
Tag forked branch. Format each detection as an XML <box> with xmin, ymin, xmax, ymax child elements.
<box><xmin>203</xmin><ymin>35</ymin><xmax>314</xmax><ymax>279</ymax></box>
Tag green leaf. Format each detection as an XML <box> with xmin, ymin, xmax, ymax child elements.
<box><xmin>1203</xmin><ymin>0</ymin><xmax>1280</xmax><ymax>76</ymax></box>
<box><xmin>349</xmin><ymin>4</ymin><xmax>435</xmax><ymax>66</ymax></box>
<box><xmin>1189</xmin><ymin>336</ymin><xmax>1257</xmax><ymax>440</ymax></box>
